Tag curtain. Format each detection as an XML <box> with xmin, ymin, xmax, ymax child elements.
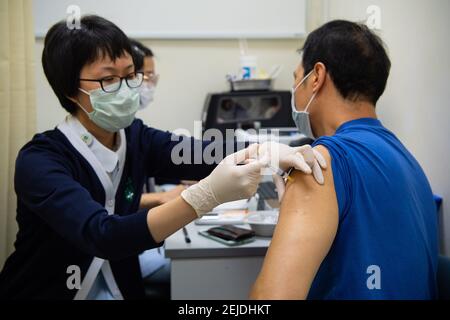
<box><xmin>0</xmin><ymin>0</ymin><xmax>36</xmax><ymax>268</ymax></box>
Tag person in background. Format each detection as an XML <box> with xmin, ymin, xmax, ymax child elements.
<box><xmin>129</xmin><ymin>39</ymin><xmax>180</xmax><ymax>298</ymax></box>
<box><xmin>130</xmin><ymin>40</ymin><xmax>187</xmax><ymax>211</ymax></box>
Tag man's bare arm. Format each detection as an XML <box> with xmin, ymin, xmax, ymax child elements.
<box><xmin>250</xmin><ymin>145</ymin><xmax>338</xmax><ymax>299</ymax></box>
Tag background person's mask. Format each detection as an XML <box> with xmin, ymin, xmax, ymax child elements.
<box><xmin>138</xmin><ymin>83</ymin><xmax>155</xmax><ymax>110</ymax></box>
<box><xmin>291</xmin><ymin>70</ymin><xmax>317</xmax><ymax>140</ymax></box>
<box><xmin>78</xmin><ymin>83</ymin><xmax>140</xmax><ymax>132</ymax></box>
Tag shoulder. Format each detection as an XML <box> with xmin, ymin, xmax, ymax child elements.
<box><xmin>126</xmin><ymin>118</ymin><xmax>173</xmax><ymax>141</ymax></box>
<box><xmin>311</xmin><ymin>139</ymin><xmax>353</xmax><ymax>218</ymax></box>
<box><xmin>16</xmin><ymin>129</ymin><xmax>75</xmax><ymax>182</ymax></box>
<box><xmin>313</xmin><ymin>134</ymin><xmax>349</xmax><ymax>159</ymax></box>
<box><xmin>18</xmin><ymin>129</ymin><xmax>70</xmax><ymax>162</ymax></box>
<box><xmin>286</xmin><ymin>145</ymin><xmax>336</xmax><ymax>209</ymax></box>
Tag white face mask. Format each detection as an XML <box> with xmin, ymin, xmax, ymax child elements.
<box><xmin>138</xmin><ymin>83</ymin><xmax>155</xmax><ymax>110</ymax></box>
<box><xmin>291</xmin><ymin>70</ymin><xmax>317</xmax><ymax>140</ymax></box>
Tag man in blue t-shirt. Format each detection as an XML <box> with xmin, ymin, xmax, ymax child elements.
<box><xmin>250</xmin><ymin>20</ymin><xmax>438</xmax><ymax>300</ymax></box>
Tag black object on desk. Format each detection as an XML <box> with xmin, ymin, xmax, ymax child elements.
<box><xmin>182</xmin><ymin>227</ymin><xmax>191</xmax><ymax>243</ymax></box>
<box><xmin>198</xmin><ymin>225</ymin><xmax>255</xmax><ymax>247</ymax></box>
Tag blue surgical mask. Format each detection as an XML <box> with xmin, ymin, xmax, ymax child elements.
<box><xmin>291</xmin><ymin>70</ymin><xmax>317</xmax><ymax>140</ymax></box>
<box><xmin>78</xmin><ymin>83</ymin><xmax>140</xmax><ymax>132</ymax></box>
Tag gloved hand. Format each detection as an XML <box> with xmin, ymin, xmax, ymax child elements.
<box><xmin>181</xmin><ymin>144</ymin><xmax>266</xmax><ymax>217</ymax></box>
<box><xmin>254</xmin><ymin>141</ymin><xmax>327</xmax><ymax>202</ymax></box>
<box><xmin>254</xmin><ymin>141</ymin><xmax>327</xmax><ymax>184</ymax></box>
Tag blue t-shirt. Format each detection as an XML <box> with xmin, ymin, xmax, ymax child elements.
<box><xmin>309</xmin><ymin>118</ymin><xmax>438</xmax><ymax>300</ymax></box>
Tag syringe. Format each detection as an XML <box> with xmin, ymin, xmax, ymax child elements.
<box><xmin>268</xmin><ymin>165</ymin><xmax>294</xmax><ymax>182</ymax></box>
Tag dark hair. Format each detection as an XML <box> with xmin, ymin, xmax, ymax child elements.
<box><xmin>42</xmin><ymin>15</ymin><xmax>133</xmax><ymax>114</ymax></box>
<box><xmin>301</xmin><ymin>20</ymin><xmax>391</xmax><ymax>105</ymax></box>
<box><xmin>130</xmin><ymin>39</ymin><xmax>154</xmax><ymax>71</ymax></box>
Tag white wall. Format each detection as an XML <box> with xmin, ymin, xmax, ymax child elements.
<box><xmin>34</xmin><ymin>0</ymin><xmax>308</xmax><ymax>39</ymax></box>
<box><xmin>325</xmin><ymin>0</ymin><xmax>450</xmax><ymax>255</ymax></box>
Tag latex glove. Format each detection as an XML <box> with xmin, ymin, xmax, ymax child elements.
<box><xmin>255</xmin><ymin>141</ymin><xmax>327</xmax><ymax>184</ymax></box>
<box><xmin>272</xmin><ymin>146</ymin><xmax>327</xmax><ymax>202</ymax></box>
<box><xmin>181</xmin><ymin>144</ymin><xmax>265</xmax><ymax>217</ymax></box>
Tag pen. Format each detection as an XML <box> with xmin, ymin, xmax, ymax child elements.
<box><xmin>182</xmin><ymin>227</ymin><xmax>191</xmax><ymax>244</ymax></box>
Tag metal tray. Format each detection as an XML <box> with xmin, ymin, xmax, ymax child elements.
<box><xmin>229</xmin><ymin>79</ymin><xmax>272</xmax><ymax>91</ymax></box>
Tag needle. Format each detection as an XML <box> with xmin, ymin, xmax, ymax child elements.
<box><xmin>268</xmin><ymin>165</ymin><xmax>294</xmax><ymax>182</ymax></box>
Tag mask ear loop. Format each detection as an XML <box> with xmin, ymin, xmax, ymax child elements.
<box><xmin>75</xmin><ymin>88</ymin><xmax>92</xmax><ymax>115</ymax></box>
<box><xmin>303</xmin><ymin>92</ymin><xmax>317</xmax><ymax>113</ymax></box>
<box><xmin>294</xmin><ymin>69</ymin><xmax>314</xmax><ymax>91</ymax></box>
<box><xmin>293</xmin><ymin>70</ymin><xmax>315</xmax><ymax>113</ymax></box>
<box><xmin>79</xmin><ymin>88</ymin><xmax>90</xmax><ymax>96</ymax></box>
<box><xmin>76</xmin><ymin>101</ymin><xmax>91</xmax><ymax>116</ymax></box>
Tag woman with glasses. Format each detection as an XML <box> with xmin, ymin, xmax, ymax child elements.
<box><xmin>0</xmin><ymin>15</ymin><xmax>324</xmax><ymax>300</ymax></box>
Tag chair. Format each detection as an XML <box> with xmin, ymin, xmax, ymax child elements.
<box><xmin>437</xmin><ymin>255</ymin><xmax>450</xmax><ymax>300</ymax></box>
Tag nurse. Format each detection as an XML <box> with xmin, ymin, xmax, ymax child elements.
<box><xmin>0</xmin><ymin>15</ymin><xmax>325</xmax><ymax>300</ymax></box>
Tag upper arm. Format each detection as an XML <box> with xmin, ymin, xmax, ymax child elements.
<box><xmin>141</xmin><ymin>123</ymin><xmax>215</xmax><ymax>180</ymax></box>
<box><xmin>141</xmin><ymin>121</ymin><xmax>246</xmax><ymax>181</ymax></box>
<box><xmin>250</xmin><ymin>145</ymin><xmax>338</xmax><ymax>299</ymax></box>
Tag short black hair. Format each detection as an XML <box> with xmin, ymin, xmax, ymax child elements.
<box><xmin>301</xmin><ymin>20</ymin><xmax>391</xmax><ymax>105</ymax></box>
<box><xmin>130</xmin><ymin>39</ymin><xmax>154</xmax><ymax>71</ymax></box>
<box><xmin>42</xmin><ymin>15</ymin><xmax>133</xmax><ymax>114</ymax></box>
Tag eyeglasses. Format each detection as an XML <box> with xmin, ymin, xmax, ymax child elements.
<box><xmin>79</xmin><ymin>71</ymin><xmax>144</xmax><ymax>93</ymax></box>
<box><xmin>143</xmin><ymin>73</ymin><xmax>160</xmax><ymax>86</ymax></box>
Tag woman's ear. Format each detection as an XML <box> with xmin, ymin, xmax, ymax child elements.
<box><xmin>312</xmin><ymin>62</ymin><xmax>327</xmax><ymax>93</ymax></box>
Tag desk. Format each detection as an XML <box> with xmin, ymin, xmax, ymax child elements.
<box><xmin>165</xmin><ymin>222</ymin><xmax>271</xmax><ymax>300</ymax></box>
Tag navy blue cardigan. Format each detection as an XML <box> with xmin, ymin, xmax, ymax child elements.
<box><xmin>0</xmin><ymin>119</ymin><xmax>236</xmax><ymax>299</ymax></box>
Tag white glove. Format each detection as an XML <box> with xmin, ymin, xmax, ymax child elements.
<box><xmin>255</xmin><ymin>141</ymin><xmax>327</xmax><ymax>183</ymax></box>
<box><xmin>181</xmin><ymin>144</ymin><xmax>265</xmax><ymax>217</ymax></box>
<box><xmin>254</xmin><ymin>142</ymin><xmax>327</xmax><ymax>202</ymax></box>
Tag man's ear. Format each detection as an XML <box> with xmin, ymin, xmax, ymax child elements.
<box><xmin>312</xmin><ymin>62</ymin><xmax>327</xmax><ymax>93</ymax></box>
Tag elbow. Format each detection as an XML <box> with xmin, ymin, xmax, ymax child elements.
<box><xmin>249</xmin><ymin>279</ymin><xmax>308</xmax><ymax>300</ymax></box>
<box><xmin>249</xmin><ymin>281</ymin><xmax>278</xmax><ymax>300</ymax></box>
<box><xmin>250</xmin><ymin>289</ymin><xmax>307</xmax><ymax>300</ymax></box>
<box><xmin>249</xmin><ymin>287</ymin><xmax>289</xmax><ymax>301</ymax></box>
<box><xmin>81</xmin><ymin>213</ymin><xmax>161</xmax><ymax>261</ymax></box>
<box><xmin>81</xmin><ymin>216</ymin><xmax>122</xmax><ymax>260</ymax></box>
<box><xmin>82</xmin><ymin>233</ymin><xmax>123</xmax><ymax>261</ymax></box>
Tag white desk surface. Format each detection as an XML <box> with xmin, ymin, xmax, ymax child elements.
<box><xmin>165</xmin><ymin>221</ymin><xmax>271</xmax><ymax>259</ymax></box>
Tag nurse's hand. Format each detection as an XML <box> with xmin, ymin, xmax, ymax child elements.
<box><xmin>181</xmin><ymin>144</ymin><xmax>266</xmax><ymax>217</ymax></box>
<box><xmin>255</xmin><ymin>141</ymin><xmax>327</xmax><ymax>185</ymax></box>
